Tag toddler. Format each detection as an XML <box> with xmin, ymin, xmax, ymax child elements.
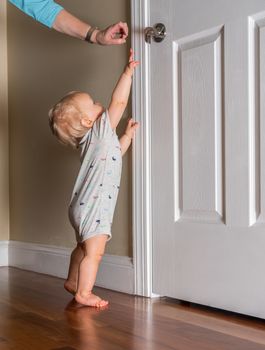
<box><xmin>48</xmin><ymin>49</ymin><xmax>139</xmax><ymax>307</ymax></box>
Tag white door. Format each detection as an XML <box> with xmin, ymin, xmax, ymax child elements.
<box><xmin>151</xmin><ymin>0</ymin><xmax>265</xmax><ymax>318</ymax></box>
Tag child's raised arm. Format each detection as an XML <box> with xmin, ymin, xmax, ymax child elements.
<box><xmin>108</xmin><ymin>49</ymin><xmax>139</xmax><ymax>130</ymax></box>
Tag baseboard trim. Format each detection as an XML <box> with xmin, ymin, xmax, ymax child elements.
<box><xmin>0</xmin><ymin>241</ymin><xmax>9</xmax><ymax>266</ymax></box>
<box><xmin>8</xmin><ymin>241</ymin><xmax>134</xmax><ymax>294</ymax></box>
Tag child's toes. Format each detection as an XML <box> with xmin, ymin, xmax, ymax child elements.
<box><xmin>98</xmin><ymin>299</ymin><xmax>109</xmax><ymax>308</ymax></box>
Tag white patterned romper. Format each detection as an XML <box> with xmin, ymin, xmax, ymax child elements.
<box><xmin>68</xmin><ymin>110</ymin><xmax>122</xmax><ymax>242</ymax></box>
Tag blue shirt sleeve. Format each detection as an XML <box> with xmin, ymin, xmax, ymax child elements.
<box><xmin>8</xmin><ymin>0</ymin><xmax>64</xmax><ymax>28</ymax></box>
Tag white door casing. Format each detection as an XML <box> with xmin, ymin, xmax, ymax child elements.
<box><xmin>131</xmin><ymin>0</ymin><xmax>153</xmax><ymax>297</ymax></box>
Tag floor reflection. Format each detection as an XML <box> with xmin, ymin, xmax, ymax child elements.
<box><xmin>64</xmin><ymin>298</ymin><xmax>109</xmax><ymax>350</ymax></box>
<box><xmin>64</xmin><ymin>296</ymin><xmax>155</xmax><ymax>350</ymax></box>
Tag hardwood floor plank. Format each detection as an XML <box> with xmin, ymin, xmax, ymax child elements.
<box><xmin>1</xmin><ymin>267</ymin><xmax>265</xmax><ymax>350</ymax></box>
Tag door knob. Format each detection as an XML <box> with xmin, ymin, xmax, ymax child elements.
<box><xmin>144</xmin><ymin>23</ymin><xmax>166</xmax><ymax>44</ymax></box>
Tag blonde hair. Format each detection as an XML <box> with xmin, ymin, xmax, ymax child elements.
<box><xmin>48</xmin><ymin>92</ymin><xmax>88</xmax><ymax>149</ymax></box>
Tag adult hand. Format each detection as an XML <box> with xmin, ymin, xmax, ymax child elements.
<box><xmin>94</xmin><ymin>22</ymin><xmax>128</xmax><ymax>45</ymax></box>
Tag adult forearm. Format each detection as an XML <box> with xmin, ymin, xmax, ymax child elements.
<box><xmin>9</xmin><ymin>1</ymin><xmax>128</xmax><ymax>44</ymax></box>
<box><xmin>52</xmin><ymin>9</ymin><xmax>93</xmax><ymax>41</ymax></box>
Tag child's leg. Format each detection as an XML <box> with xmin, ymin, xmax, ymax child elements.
<box><xmin>64</xmin><ymin>243</ymin><xmax>84</xmax><ymax>295</ymax></box>
<box><xmin>75</xmin><ymin>234</ymin><xmax>109</xmax><ymax>307</ymax></box>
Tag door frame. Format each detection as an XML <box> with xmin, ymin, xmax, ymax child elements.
<box><xmin>131</xmin><ymin>0</ymin><xmax>156</xmax><ymax>297</ymax></box>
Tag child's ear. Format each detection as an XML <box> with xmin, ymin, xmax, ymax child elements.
<box><xmin>80</xmin><ymin>117</ymin><xmax>93</xmax><ymax>128</ymax></box>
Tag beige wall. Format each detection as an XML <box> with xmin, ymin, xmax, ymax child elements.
<box><xmin>0</xmin><ymin>1</ymin><xmax>9</xmax><ymax>241</ymax></box>
<box><xmin>7</xmin><ymin>0</ymin><xmax>132</xmax><ymax>256</ymax></box>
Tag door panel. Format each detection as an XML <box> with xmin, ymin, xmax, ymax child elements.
<box><xmin>151</xmin><ymin>0</ymin><xmax>265</xmax><ymax>318</ymax></box>
<box><xmin>173</xmin><ymin>27</ymin><xmax>224</xmax><ymax>224</ymax></box>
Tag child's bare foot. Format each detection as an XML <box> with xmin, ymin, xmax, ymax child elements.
<box><xmin>64</xmin><ymin>280</ymin><xmax>76</xmax><ymax>295</ymax></box>
<box><xmin>75</xmin><ymin>292</ymin><xmax>109</xmax><ymax>308</ymax></box>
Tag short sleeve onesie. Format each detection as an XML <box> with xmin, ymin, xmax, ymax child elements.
<box><xmin>68</xmin><ymin>110</ymin><xmax>122</xmax><ymax>243</ymax></box>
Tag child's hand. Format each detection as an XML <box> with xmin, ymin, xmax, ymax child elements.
<box><xmin>125</xmin><ymin>118</ymin><xmax>140</xmax><ymax>139</ymax></box>
<box><xmin>124</xmin><ymin>49</ymin><xmax>140</xmax><ymax>77</ymax></box>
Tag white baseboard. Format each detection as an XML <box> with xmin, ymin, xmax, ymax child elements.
<box><xmin>0</xmin><ymin>241</ymin><xmax>9</xmax><ymax>266</ymax></box>
<box><xmin>7</xmin><ymin>241</ymin><xmax>134</xmax><ymax>294</ymax></box>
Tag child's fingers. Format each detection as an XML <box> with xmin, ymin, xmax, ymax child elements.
<box><xmin>132</xmin><ymin>122</ymin><xmax>140</xmax><ymax>129</ymax></box>
<box><xmin>129</xmin><ymin>48</ymin><xmax>134</xmax><ymax>62</ymax></box>
<box><xmin>129</xmin><ymin>61</ymin><xmax>140</xmax><ymax>70</ymax></box>
<box><xmin>126</xmin><ymin>119</ymin><xmax>139</xmax><ymax>139</ymax></box>
<box><xmin>127</xmin><ymin>119</ymin><xmax>139</xmax><ymax>128</ymax></box>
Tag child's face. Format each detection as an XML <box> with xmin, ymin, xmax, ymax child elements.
<box><xmin>74</xmin><ymin>93</ymin><xmax>104</xmax><ymax>125</ymax></box>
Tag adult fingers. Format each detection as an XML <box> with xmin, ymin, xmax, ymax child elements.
<box><xmin>109</xmin><ymin>22</ymin><xmax>128</xmax><ymax>38</ymax></box>
<box><xmin>99</xmin><ymin>22</ymin><xmax>129</xmax><ymax>45</ymax></box>
<box><xmin>110</xmin><ymin>38</ymin><xmax>127</xmax><ymax>45</ymax></box>
<box><xmin>117</xmin><ymin>21</ymin><xmax>128</xmax><ymax>37</ymax></box>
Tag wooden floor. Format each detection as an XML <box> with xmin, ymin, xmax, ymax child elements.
<box><xmin>1</xmin><ymin>268</ymin><xmax>265</xmax><ymax>350</ymax></box>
